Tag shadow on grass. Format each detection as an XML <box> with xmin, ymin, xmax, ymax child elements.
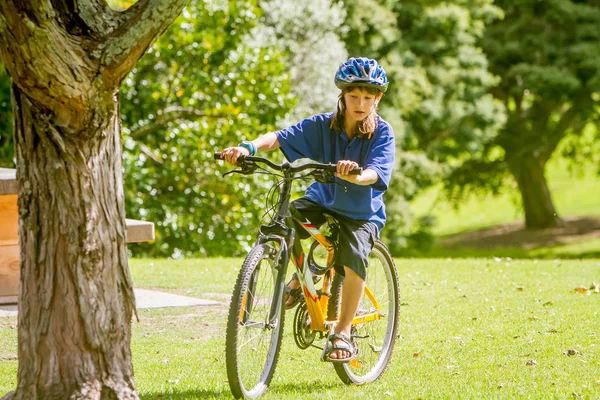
<box><xmin>408</xmin><ymin>247</ymin><xmax>600</xmax><ymax>259</ymax></box>
<box><xmin>140</xmin><ymin>388</ymin><xmax>230</xmax><ymax>399</ymax></box>
<box><xmin>138</xmin><ymin>379</ymin><xmax>340</xmax><ymax>399</ymax></box>
<box><xmin>268</xmin><ymin>378</ymin><xmax>341</xmax><ymax>394</ymax></box>
<box><xmin>405</xmin><ymin>216</ymin><xmax>600</xmax><ymax>259</ymax></box>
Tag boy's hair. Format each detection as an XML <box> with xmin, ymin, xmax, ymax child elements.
<box><xmin>329</xmin><ymin>86</ymin><xmax>381</xmax><ymax>139</ymax></box>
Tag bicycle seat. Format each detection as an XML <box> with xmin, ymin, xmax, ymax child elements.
<box><xmin>259</xmin><ymin>222</ymin><xmax>290</xmax><ymax>237</ymax></box>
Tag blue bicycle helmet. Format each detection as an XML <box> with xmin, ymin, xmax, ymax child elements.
<box><xmin>335</xmin><ymin>57</ymin><xmax>389</xmax><ymax>93</ymax></box>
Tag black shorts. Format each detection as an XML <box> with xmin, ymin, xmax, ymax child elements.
<box><xmin>290</xmin><ymin>197</ymin><xmax>378</xmax><ymax>281</ymax></box>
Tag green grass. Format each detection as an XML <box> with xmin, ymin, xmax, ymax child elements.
<box><xmin>411</xmin><ymin>155</ymin><xmax>600</xmax><ymax>236</ymax></box>
<box><xmin>2</xmin><ymin>257</ymin><xmax>600</xmax><ymax>399</ymax></box>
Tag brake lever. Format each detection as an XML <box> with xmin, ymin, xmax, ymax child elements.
<box><xmin>313</xmin><ymin>170</ymin><xmax>334</xmax><ymax>184</ymax></box>
<box><xmin>223</xmin><ymin>169</ymin><xmax>241</xmax><ymax>177</ymax></box>
<box><xmin>314</xmin><ymin>170</ymin><xmax>349</xmax><ymax>192</ymax></box>
<box><xmin>222</xmin><ymin>161</ymin><xmax>258</xmax><ymax>177</ymax></box>
<box><xmin>240</xmin><ymin>161</ymin><xmax>258</xmax><ymax>175</ymax></box>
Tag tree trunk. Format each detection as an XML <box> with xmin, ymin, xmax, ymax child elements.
<box><xmin>0</xmin><ymin>1</ymin><xmax>189</xmax><ymax>398</ymax></box>
<box><xmin>508</xmin><ymin>156</ymin><xmax>563</xmax><ymax>229</ymax></box>
<box><xmin>9</xmin><ymin>85</ymin><xmax>137</xmax><ymax>399</ymax></box>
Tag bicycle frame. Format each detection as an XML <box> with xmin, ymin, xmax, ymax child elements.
<box><xmin>254</xmin><ymin>163</ymin><xmax>385</xmax><ymax>335</ymax></box>
<box><xmin>291</xmin><ymin>218</ymin><xmax>386</xmax><ymax>332</ymax></box>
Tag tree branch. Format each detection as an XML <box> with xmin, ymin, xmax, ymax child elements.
<box><xmin>138</xmin><ymin>141</ymin><xmax>163</xmax><ymax>164</ymax></box>
<box><xmin>539</xmin><ymin>100</ymin><xmax>588</xmax><ymax>162</ymax></box>
<box><xmin>0</xmin><ymin>1</ymin><xmax>95</xmax><ymax>124</ymax></box>
<box><xmin>129</xmin><ymin>106</ymin><xmax>230</xmax><ymax>139</ymax></box>
<box><xmin>99</xmin><ymin>0</ymin><xmax>190</xmax><ymax>88</ymax></box>
<box><xmin>73</xmin><ymin>0</ymin><xmax>122</xmax><ymax>36</ymax></box>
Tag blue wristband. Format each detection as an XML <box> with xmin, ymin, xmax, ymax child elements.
<box><xmin>239</xmin><ymin>140</ymin><xmax>256</xmax><ymax>156</ymax></box>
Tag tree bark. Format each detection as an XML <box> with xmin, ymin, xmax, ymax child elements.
<box><xmin>11</xmin><ymin>85</ymin><xmax>136</xmax><ymax>400</ymax></box>
<box><xmin>508</xmin><ymin>155</ymin><xmax>563</xmax><ymax>229</ymax></box>
<box><xmin>0</xmin><ymin>1</ymin><xmax>189</xmax><ymax>398</ymax></box>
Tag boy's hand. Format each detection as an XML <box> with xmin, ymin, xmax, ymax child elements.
<box><xmin>221</xmin><ymin>146</ymin><xmax>250</xmax><ymax>166</ymax></box>
<box><xmin>335</xmin><ymin>160</ymin><xmax>360</xmax><ymax>183</ymax></box>
<box><xmin>335</xmin><ymin>160</ymin><xmax>378</xmax><ymax>186</ymax></box>
<box><xmin>335</xmin><ymin>160</ymin><xmax>359</xmax><ymax>176</ymax></box>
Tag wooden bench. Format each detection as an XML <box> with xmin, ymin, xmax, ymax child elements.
<box><xmin>0</xmin><ymin>168</ymin><xmax>155</xmax><ymax>304</ymax></box>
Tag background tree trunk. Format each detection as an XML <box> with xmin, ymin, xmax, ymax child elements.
<box><xmin>509</xmin><ymin>156</ymin><xmax>563</xmax><ymax>229</ymax></box>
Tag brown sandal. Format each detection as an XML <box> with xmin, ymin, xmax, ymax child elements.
<box><xmin>284</xmin><ymin>273</ymin><xmax>302</xmax><ymax>310</ymax></box>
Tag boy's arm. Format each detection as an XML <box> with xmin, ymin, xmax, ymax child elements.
<box><xmin>221</xmin><ymin>132</ymin><xmax>280</xmax><ymax>166</ymax></box>
<box><xmin>252</xmin><ymin>131</ymin><xmax>280</xmax><ymax>152</ymax></box>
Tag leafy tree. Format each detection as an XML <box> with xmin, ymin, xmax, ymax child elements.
<box><xmin>120</xmin><ymin>0</ymin><xmax>294</xmax><ymax>257</ymax></box>
<box><xmin>256</xmin><ymin>0</ymin><xmax>348</xmax><ymax>123</ymax></box>
<box><xmin>121</xmin><ymin>0</ymin><xmax>350</xmax><ymax>257</ymax></box>
<box><xmin>342</xmin><ymin>0</ymin><xmax>600</xmax><ymax>231</ymax></box>
<box><xmin>0</xmin><ymin>0</ymin><xmax>187</xmax><ymax>397</ymax></box>
<box><xmin>475</xmin><ymin>0</ymin><xmax>600</xmax><ymax>228</ymax></box>
<box><xmin>339</xmin><ymin>0</ymin><xmax>505</xmax><ymax>250</ymax></box>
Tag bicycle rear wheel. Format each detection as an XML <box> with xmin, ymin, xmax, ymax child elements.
<box><xmin>226</xmin><ymin>243</ymin><xmax>285</xmax><ymax>399</ymax></box>
<box><xmin>331</xmin><ymin>240</ymin><xmax>399</xmax><ymax>385</ymax></box>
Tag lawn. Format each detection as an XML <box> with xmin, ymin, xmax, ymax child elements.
<box><xmin>2</xmin><ymin>256</ymin><xmax>599</xmax><ymax>399</ymax></box>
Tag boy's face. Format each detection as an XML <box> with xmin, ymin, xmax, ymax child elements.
<box><xmin>343</xmin><ymin>88</ymin><xmax>382</xmax><ymax>122</ymax></box>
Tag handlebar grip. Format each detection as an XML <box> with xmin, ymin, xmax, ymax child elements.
<box><xmin>214</xmin><ymin>152</ymin><xmax>224</xmax><ymax>160</ymax></box>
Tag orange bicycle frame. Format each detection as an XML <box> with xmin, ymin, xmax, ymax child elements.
<box><xmin>291</xmin><ymin>220</ymin><xmax>384</xmax><ymax>333</ymax></box>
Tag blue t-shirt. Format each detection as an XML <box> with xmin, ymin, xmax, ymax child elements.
<box><xmin>275</xmin><ymin>112</ymin><xmax>395</xmax><ymax>233</ymax></box>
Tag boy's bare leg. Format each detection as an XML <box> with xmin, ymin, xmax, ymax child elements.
<box><xmin>285</xmin><ymin>276</ymin><xmax>301</xmax><ymax>307</ymax></box>
<box><xmin>329</xmin><ymin>267</ymin><xmax>365</xmax><ymax>360</ymax></box>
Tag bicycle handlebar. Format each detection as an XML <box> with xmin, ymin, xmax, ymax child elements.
<box><xmin>214</xmin><ymin>152</ymin><xmax>363</xmax><ymax>175</ymax></box>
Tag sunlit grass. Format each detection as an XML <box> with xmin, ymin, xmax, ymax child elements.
<box><xmin>2</xmin><ymin>257</ymin><xmax>599</xmax><ymax>398</ymax></box>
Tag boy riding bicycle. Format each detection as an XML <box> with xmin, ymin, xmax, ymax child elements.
<box><xmin>221</xmin><ymin>57</ymin><xmax>395</xmax><ymax>363</ymax></box>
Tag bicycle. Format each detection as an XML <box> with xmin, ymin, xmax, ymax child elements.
<box><xmin>214</xmin><ymin>152</ymin><xmax>400</xmax><ymax>399</ymax></box>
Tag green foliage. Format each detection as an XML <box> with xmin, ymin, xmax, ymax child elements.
<box><xmin>482</xmin><ymin>0</ymin><xmax>600</xmax><ymax>162</ymax></box>
<box><xmin>121</xmin><ymin>0</ymin><xmax>294</xmax><ymax>257</ymax></box>
<box><xmin>392</xmin><ymin>0</ymin><xmax>506</xmax><ymax>163</ymax></box>
<box><xmin>256</xmin><ymin>0</ymin><xmax>348</xmax><ymax>122</ymax></box>
<box><xmin>0</xmin><ymin>63</ymin><xmax>13</xmax><ymax>168</ymax></box>
<box><xmin>339</xmin><ymin>0</ymin><xmax>505</xmax><ymax>253</ymax></box>
<box><xmin>382</xmin><ymin>151</ymin><xmax>440</xmax><ymax>255</ymax></box>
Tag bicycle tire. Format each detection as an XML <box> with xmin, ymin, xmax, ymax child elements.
<box><xmin>330</xmin><ymin>240</ymin><xmax>400</xmax><ymax>385</ymax></box>
<box><xmin>225</xmin><ymin>243</ymin><xmax>286</xmax><ymax>399</ymax></box>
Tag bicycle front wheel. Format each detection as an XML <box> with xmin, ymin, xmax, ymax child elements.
<box><xmin>225</xmin><ymin>243</ymin><xmax>285</xmax><ymax>399</ymax></box>
<box><xmin>332</xmin><ymin>240</ymin><xmax>400</xmax><ymax>385</ymax></box>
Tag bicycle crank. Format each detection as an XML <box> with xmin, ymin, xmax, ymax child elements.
<box><xmin>293</xmin><ymin>302</ymin><xmax>316</xmax><ymax>349</ymax></box>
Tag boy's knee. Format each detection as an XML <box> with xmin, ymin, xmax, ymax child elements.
<box><xmin>343</xmin><ymin>266</ymin><xmax>365</xmax><ymax>281</ymax></box>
